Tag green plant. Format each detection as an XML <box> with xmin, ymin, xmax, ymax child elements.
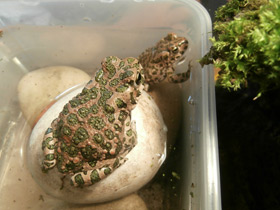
<box><xmin>200</xmin><ymin>0</ymin><xmax>280</xmax><ymax>99</ymax></box>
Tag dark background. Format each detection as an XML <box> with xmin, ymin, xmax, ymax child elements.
<box><xmin>201</xmin><ymin>0</ymin><xmax>226</xmax><ymax>20</ymax></box>
<box><xmin>199</xmin><ymin>1</ymin><xmax>280</xmax><ymax>210</ymax></box>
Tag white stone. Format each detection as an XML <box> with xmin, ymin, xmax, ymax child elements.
<box><xmin>18</xmin><ymin>66</ymin><xmax>91</xmax><ymax>126</ymax></box>
<box><xmin>59</xmin><ymin>193</ymin><xmax>148</xmax><ymax>210</ymax></box>
<box><xmin>27</xmin><ymin>85</ymin><xmax>167</xmax><ymax>204</ymax></box>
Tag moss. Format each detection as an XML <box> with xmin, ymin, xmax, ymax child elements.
<box><xmin>201</xmin><ymin>0</ymin><xmax>280</xmax><ymax>98</ymax></box>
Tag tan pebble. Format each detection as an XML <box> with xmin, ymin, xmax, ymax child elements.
<box><xmin>60</xmin><ymin>193</ymin><xmax>148</xmax><ymax>210</ymax></box>
<box><xmin>148</xmin><ymin>81</ymin><xmax>185</xmax><ymax>153</ymax></box>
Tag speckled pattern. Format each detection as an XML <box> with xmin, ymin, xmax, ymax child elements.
<box><xmin>42</xmin><ymin>56</ymin><xmax>145</xmax><ymax>187</ymax></box>
<box><xmin>41</xmin><ymin>33</ymin><xmax>189</xmax><ymax>188</ymax></box>
<box><xmin>138</xmin><ymin>33</ymin><xmax>190</xmax><ymax>85</ymax></box>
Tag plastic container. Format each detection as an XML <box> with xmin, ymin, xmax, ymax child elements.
<box><xmin>0</xmin><ymin>0</ymin><xmax>221</xmax><ymax>209</ymax></box>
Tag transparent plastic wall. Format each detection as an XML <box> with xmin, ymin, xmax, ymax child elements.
<box><xmin>0</xmin><ymin>0</ymin><xmax>221</xmax><ymax>209</ymax></box>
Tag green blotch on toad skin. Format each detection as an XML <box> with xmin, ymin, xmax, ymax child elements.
<box><xmin>74</xmin><ymin>174</ymin><xmax>84</xmax><ymax>186</ymax></box>
<box><xmin>126</xmin><ymin>129</ymin><xmax>133</xmax><ymax>137</ymax></box>
<box><xmin>90</xmin><ymin>170</ymin><xmax>101</xmax><ymax>184</ymax></box>
<box><xmin>118</xmin><ymin>110</ymin><xmax>128</xmax><ymax>122</ymax></box>
<box><xmin>90</xmin><ymin>87</ymin><xmax>99</xmax><ymax>98</ymax></box>
<box><xmin>115</xmin><ymin>141</ymin><xmax>122</xmax><ymax>155</ymax></box>
<box><xmin>99</xmin><ymin>78</ymin><xmax>108</xmax><ymax>86</ymax></box>
<box><xmin>100</xmin><ymin>87</ymin><xmax>113</xmax><ymax>99</ymax></box>
<box><xmin>119</xmin><ymin>61</ymin><xmax>125</xmax><ymax>68</ymax></box>
<box><xmin>105</xmin><ymin>142</ymin><xmax>112</xmax><ymax>149</ymax></box>
<box><xmin>53</xmin><ymin>129</ymin><xmax>59</xmax><ymax>138</ymax></box>
<box><xmin>80</xmin><ymin>94</ymin><xmax>91</xmax><ymax>104</ymax></box>
<box><xmin>81</xmin><ymin>145</ymin><xmax>98</xmax><ymax>160</ymax></box>
<box><xmin>115</xmin><ymin>98</ymin><xmax>127</xmax><ymax>108</ymax></box>
<box><xmin>105</xmin><ymin>129</ymin><xmax>114</xmax><ymax>140</ymax></box>
<box><xmin>114</xmin><ymin>124</ymin><xmax>122</xmax><ymax>132</ymax></box>
<box><xmin>72</xmin><ymin>127</ymin><xmax>89</xmax><ymax>144</ymax></box>
<box><xmin>57</xmin><ymin>119</ymin><xmax>64</xmax><ymax>127</ymax></box>
<box><xmin>116</xmin><ymin>85</ymin><xmax>129</xmax><ymax>93</ymax></box>
<box><xmin>130</xmin><ymin>92</ymin><xmax>137</xmax><ymax>104</ymax></box>
<box><xmin>67</xmin><ymin>113</ymin><xmax>79</xmax><ymax>125</ymax></box>
<box><xmin>88</xmin><ymin>116</ymin><xmax>105</xmax><ymax>130</ymax></box>
<box><xmin>62</xmin><ymin>105</ymin><xmax>69</xmax><ymax>115</ymax></box>
<box><xmin>93</xmin><ymin>133</ymin><xmax>104</xmax><ymax>144</ymax></box>
<box><xmin>89</xmin><ymin>161</ymin><xmax>97</xmax><ymax>167</ymax></box>
<box><xmin>90</xmin><ymin>104</ymin><xmax>99</xmax><ymax>114</ymax></box>
<box><xmin>119</xmin><ymin>71</ymin><xmax>134</xmax><ymax>80</ymax></box>
<box><xmin>127</xmin><ymin>58</ymin><xmax>135</xmax><ymax>64</ymax></box>
<box><xmin>113</xmin><ymin>158</ymin><xmax>120</xmax><ymax>168</ymax></box>
<box><xmin>109</xmin><ymin>78</ymin><xmax>120</xmax><ymax>87</ymax></box>
<box><xmin>42</xmin><ymin>137</ymin><xmax>55</xmax><ymax>150</ymax></box>
<box><xmin>65</xmin><ymin>161</ymin><xmax>82</xmax><ymax>171</ymax></box>
<box><xmin>69</xmin><ymin>99</ymin><xmax>80</xmax><ymax>108</ymax></box>
<box><xmin>98</xmin><ymin>97</ymin><xmax>106</xmax><ymax>107</ymax></box>
<box><xmin>124</xmin><ymin>143</ymin><xmax>131</xmax><ymax>150</ymax></box>
<box><xmin>122</xmin><ymin>65</ymin><xmax>131</xmax><ymax>71</ymax></box>
<box><xmin>46</xmin><ymin>154</ymin><xmax>55</xmax><ymax>161</ymax></box>
<box><xmin>59</xmin><ymin>142</ymin><xmax>67</xmax><ymax>152</ymax></box>
<box><xmin>95</xmin><ymin>69</ymin><xmax>103</xmax><ymax>82</ymax></box>
<box><xmin>129</xmin><ymin>137</ymin><xmax>136</xmax><ymax>144</ymax></box>
<box><xmin>68</xmin><ymin>145</ymin><xmax>79</xmax><ymax>157</ymax></box>
<box><xmin>103</xmin><ymin>167</ymin><xmax>111</xmax><ymax>175</ymax></box>
<box><xmin>104</xmin><ymin>104</ymin><xmax>115</xmax><ymax>114</ymax></box>
<box><xmin>106</xmin><ymin>113</ymin><xmax>115</xmax><ymax>123</ymax></box>
<box><xmin>105</xmin><ymin>62</ymin><xmax>116</xmax><ymax>79</ymax></box>
<box><xmin>133</xmin><ymin>63</ymin><xmax>140</xmax><ymax>69</ymax></box>
<box><xmin>62</xmin><ymin>126</ymin><xmax>72</xmax><ymax>136</ymax></box>
<box><xmin>81</xmin><ymin>87</ymin><xmax>90</xmax><ymax>95</ymax></box>
<box><xmin>78</xmin><ymin>107</ymin><xmax>90</xmax><ymax>118</ymax></box>
<box><xmin>98</xmin><ymin>88</ymin><xmax>113</xmax><ymax>107</ymax></box>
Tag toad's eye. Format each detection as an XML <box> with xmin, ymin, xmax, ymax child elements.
<box><xmin>172</xmin><ymin>47</ymin><xmax>178</xmax><ymax>53</ymax></box>
<box><xmin>136</xmin><ymin>73</ymin><xmax>142</xmax><ymax>85</ymax></box>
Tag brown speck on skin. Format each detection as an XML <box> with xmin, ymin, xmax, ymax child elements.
<box><xmin>39</xmin><ymin>195</ymin><xmax>44</xmax><ymax>202</ymax></box>
<box><xmin>18</xmin><ymin>178</ymin><xmax>21</xmax><ymax>181</ymax></box>
<box><xmin>0</xmin><ymin>29</ymin><xmax>3</xmax><ymax>37</ymax></box>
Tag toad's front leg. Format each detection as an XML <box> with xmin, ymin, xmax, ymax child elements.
<box><xmin>166</xmin><ymin>61</ymin><xmax>192</xmax><ymax>83</ymax></box>
<box><xmin>42</xmin><ymin>119</ymin><xmax>58</xmax><ymax>171</ymax></box>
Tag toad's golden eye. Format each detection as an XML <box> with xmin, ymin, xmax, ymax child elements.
<box><xmin>172</xmin><ymin>47</ymin><xmax>178</xmax><ymax>53</ymax></box>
